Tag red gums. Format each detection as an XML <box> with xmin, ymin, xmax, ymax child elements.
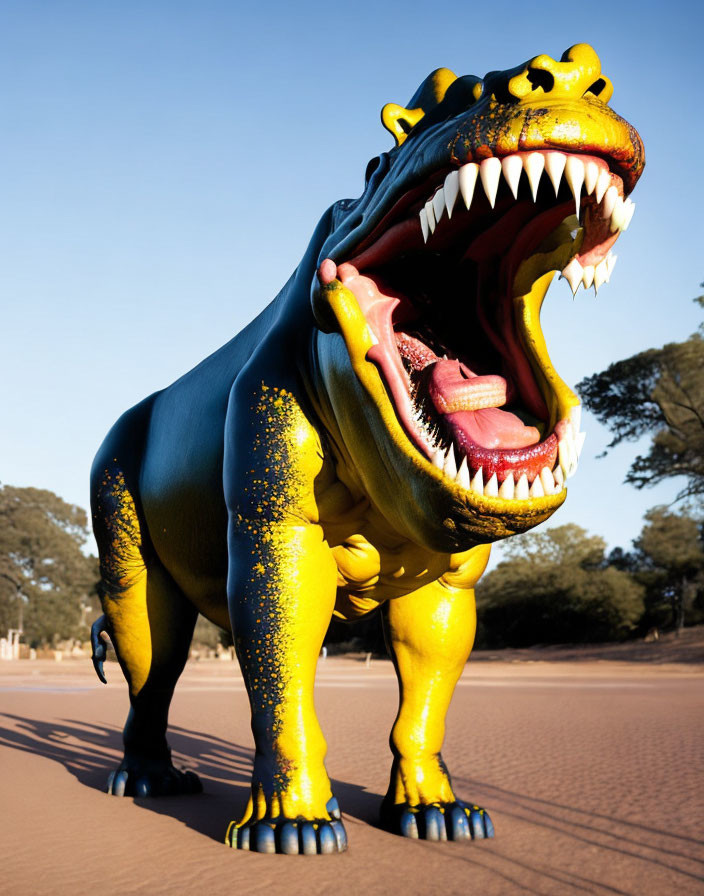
<box><xmin>448</xmin><ymin>428</ymin><xmax>559</xmax><ymax>484</ymax></box>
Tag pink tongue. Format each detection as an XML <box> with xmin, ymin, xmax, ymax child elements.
<box><xmin>330</xmin><ymin>260</ymin><xmax>541</xmax><ymax>453</ymax></box>
<box><xmin>427</xmin><ymin>359</ymin><xmax>507</xmax><ymax>413</ymax></box>
<box><xmin>446</xmin><ymin>408</ymin><xmax>540</xmax><ymax>450</ymax></box>
<box><xmin>428</xmin><ymin>360</ymin><xmax>540</xmax><ymax>450</ymax></box>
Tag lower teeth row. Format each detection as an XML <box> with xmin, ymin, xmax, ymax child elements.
<box><xmin>430</xmin><ymin>432</ymin><xmax>584</xmax><ymax>500</ymax></box>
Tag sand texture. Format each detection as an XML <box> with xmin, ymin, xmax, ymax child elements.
<box><xmin>1</xmin><ymin>652</ymin><xmax>702</xmax><ymax>895</ymax></box>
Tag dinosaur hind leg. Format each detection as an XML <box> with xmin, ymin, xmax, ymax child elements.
<box><xmin>381</xmin><ymin>580</ymin><xmax>494</xmax><ymax>841</ymax></box>
<box><xmin>92</xmin><ymin>465</ymin><xmax>201</xmax><ymax>797</ymax></box>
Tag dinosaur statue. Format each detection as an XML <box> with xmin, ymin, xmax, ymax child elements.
<box><xmin>90</xmin><ymin>43</ymin><xmax>644</xmax><ymax>854</ymax></box>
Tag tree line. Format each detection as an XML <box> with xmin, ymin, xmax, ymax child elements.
<box><xmin>0</xmin><ymin>485</ymin><xmax>99</xmax><ymax>647</ymax></box>
<box><xmin>2</xmin><ymin>284</ymin><xmax>703</xmax><ymax>650</ymax></box>
<box><xmin>2</xmin><ymin>482</ymin><xmax>700</xmax><ymax>651</ymax></box>
<box><xmin>475</xmin><ymin>512</ymin><xmax>703</xmax><ymax>648</ymax></box>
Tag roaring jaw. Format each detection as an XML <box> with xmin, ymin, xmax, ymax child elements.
<box><xmin>318</xmin><ymin>148</ymin><xmax>635</xmax><ymax>504</ymax></box>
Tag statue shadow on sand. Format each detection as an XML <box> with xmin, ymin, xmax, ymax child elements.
<box><xmin>0</xmin><ymin>712</ymin><xmax>383</xmax><ymax>841</ymax></box>
<box><xmin>1</xmin><ymin>712</ymin><xmax>702</xmax><ymax>886</ymax></box>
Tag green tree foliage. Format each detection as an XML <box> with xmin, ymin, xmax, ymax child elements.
<box><xmin>0</xmin><ymin>484</ymin><xmax>99</xmax><ymax>646</ymax></box>
<box><xmin>632</xmin><ymin>506</ymin><xmax>704</xmax><ymax>633</ymax></box>
<box><xmin>577</xmin><ymin>288</ymin><xmax>704</xmax><ymax>503</ymax></box>
<box><xmin>475</xmin><ymin>524</ymin><xmax>645</xmax><ymax>647</ymax></box>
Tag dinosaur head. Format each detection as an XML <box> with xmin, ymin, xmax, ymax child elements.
<box><xmin>310</xmin><ymin>44</ymin><xmax>644</xmax><ymax>550</ymax></box>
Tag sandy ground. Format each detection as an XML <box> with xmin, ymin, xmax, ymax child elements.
<box><xmin>1</xmin><ymin>651</ymin><xmax>702</xmax><ymax>896</ymax></box>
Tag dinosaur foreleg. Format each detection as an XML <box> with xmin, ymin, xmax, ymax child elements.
<box><xmin>381</xmin><ymin>579</ymin><xmax>494</xmax><ymax>842</ymax></box>
<box><xmin>223</xmin><ymin>377</ymin><xmax>348</xmax><ymax>854</ymax></box>
<box><xmin>225</xmin><ymin>521</ymin><xmax>346</xmax><ymax>853</ymax></box>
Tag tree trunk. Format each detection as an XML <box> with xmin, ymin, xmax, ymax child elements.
<box><xmin>674</xmin><ymin>576</ymin><xmax>687</xmax><ymax>635</ymax></box>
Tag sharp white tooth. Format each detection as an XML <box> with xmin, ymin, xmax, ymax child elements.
<box><xmin>529</xmin><ymin>475</ymin><xmax>544</xmax><ymax>498</ymax></box>
<box><xmin>564</xmin><ymin>156</ymin><xmax>585</xmax><ymax>219</ymax></box>
<box><xmin>560</xmin><ymin>257</ymin><xmax>584</xmax><ymax>296</ymax></box>
<box><xmin>558</xmin><ymin>438</ymin><xmax>570</xmax><ymax>476</ymax></box>
<box><xmin>501</xmin><ymin>155</ymin><xmax>523</xmax><ymax>199</ymax></box>
<box><xmin>540</xmin><ymin>466</ymin><xmax>555</xmax><ymax>494</ymax></box>
<box><xmin>523</xmin><ymin>152</ymin><xmax>545</xmax><ymax>200</ymax></box>
<box><xmin>498</xmin><ymin>472</ymin><xmax>515</xmax><ymax>499</ymax></box>
<box><xmin>554</xmin><ymin>465</ymin><xmax>565</xmax><ymax>489</ymax></box>
<box><xmin>583</xmin><ymin>160</ymin><xmax>599</xmax><ymax>195</ymax></box>
<box><xmin>456</xmin><ymin>456</ymin><xmax>470</xmax><ymax>490</ymax></box>
<box><xmin>581</xmin><ymin>265</ymin><xmax>595</xmax><ymax>290</ymax></box>
<box><xmin>470</xmin><ymin>467</ymin><xmax>484</xmax><ymax>496</ymax></box>
<box><xmin>593</xmin><ymin>259</ymin><xmax>608</xmax><ymax>293</ymax></box>
<box><xmin>544</xmin><ymin>152</ymin><xmax>567</xmax><ymax>196</ymax></box>
<box><xmin>605</xmin><ymin>253</ymin><xmax>617</xmax><ymax>277</ymax></box>
<box><xmin>479</xmin><ymin>157</ymin><xmax>502</xmax><ymax>208</ymax></box>
<box><xmin>432</xmin><ymin>447</ymin><xmax>444</xmax><ymax>469</ymax></box>
<box><xmin>459</xmin><ymin>162</ymin><xmax>479</xmax><ymax>210</ymax></box>
<box><xmin>595</xmin><ymin>168</ymin><xmax>610</xmax><ymax>204</ymax></box>
<box><xmin>444</xmin><ymin>170</ymin><xmax>459</xmax><ymax>219</ymax></box>
<box><xmin>432</xmin><ymin>188</ymin><xmax>446</xmax><ymax>225</ymax></box>
<box><xmin>622</xmin><ymin>198</ymin><xmax>635</xmax><ymax>230</ymax></box>
<box><xmin>609</xmin><ymin>196</ymin><xmax>626</xmax><ymax>233</ymax></box>
<box><xmin>570</xmin><ymin>406</ymin><xmax>582</xmax><ymax>434</ymax></box>
<box><xmin>601</xmin><ymin>185</ymin><xmax>618</xmax><ymax>220</ymax></box>
<box><xmin>516</xmin><ymin>473</ymin><xmax>529</xmax><ymax>499</ymax></box>
<box><xmin>419</xmin><ymin>208</ymin><xmax>429</xmax><ymax>243</ymax></box>
<box><xmin>558</xmin><ymin>438</ymin><xmax>576</xmax><ymax>478</ymax></box>
<box><xmin>443</xmin><ymin>444</ymin><xmax>457</xmax><ymax>478</ymax></box>
<box><xmin>367</xmin><ymin>325</ymin><xmax>379</xmax><ymax>345</ymax></box>
<box><xmin>484</xmin><ymin>472</ymin><xmax>499</xmax><ymax>497</ymax></box>
<box><xmin>426</xmin><ymin>199</ymin><xmax>436</xmax><ymax>233</ymax></box>
<box><xmin>576</xmin><ymin>431</ymin><xmax>586</xmax><ymax>457</ymax></box>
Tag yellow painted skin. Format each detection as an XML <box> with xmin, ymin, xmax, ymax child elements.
<box><xmin>91</xmin><ymin>43</ymin><xmax>644</xmax><ymax>853</ymax></box>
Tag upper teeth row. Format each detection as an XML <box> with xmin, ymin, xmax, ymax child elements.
<box><xmin>419</xmin><ymin>152</ymin><xmax>635</xmax><ymax>242</ymax></box>
<box><xmin>430</xmin><ymin>417</ymin><xmax>585</xmax><ymax>501</ymax></box>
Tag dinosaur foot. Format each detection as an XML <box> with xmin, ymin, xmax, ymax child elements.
<box><xmin>226</xmin><ymin>798</ymin><xmax>348</xmax><ymax>854</ymax></box>
<box><xmin>106</xmin><ymin>755</ymin><xmax>202</xmax><ymax>797</ymax></box>
<box><xmin>381</xmin><ymin>800</ymin><xmax>494</xmax><ymax>842</ymax></box>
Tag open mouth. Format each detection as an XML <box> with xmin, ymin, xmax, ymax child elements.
<box><xmin>319</xmin><ymin>149</ymin><xmax>635</xmax><ymax>503</ymax></box>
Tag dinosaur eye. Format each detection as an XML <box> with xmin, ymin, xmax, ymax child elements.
<box><xmin>526</xmin><ymin>68</ymin><xmax>555</xmax><ymax>93</ymax></box>
<box><xmin>586</xmin><ymin>78</ymin><xmax>607</xmax><ymax>98</ymax></box>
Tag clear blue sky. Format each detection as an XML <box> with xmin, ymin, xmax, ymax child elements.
<box><xmin>2</xmin><ymin>0</ymin><xmax>702</xmax><ymax>554</ymax></box>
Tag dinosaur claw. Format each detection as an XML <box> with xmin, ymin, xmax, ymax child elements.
<box><xmin>469</xmin><ymin>807</ymin><xmax>486</xmax><ymax>839</ymax></box>
<box><xmin>92</xmin><ymin>655</ymin><xmax>107</xmax><ymax>685</ymax></box>
<box><xmin>449</xmin><ymin>804</ymin><xmax>471</xmax><ymax>841</ymax></box>
<box><xmin>279</xmin><ymin>822</ymin><xmax>299</xmax><ymax>855</ymax></box>
<box><xmin>90</xmin><ymin>614</ymin><xmax>109</xmax><ymax>683</ymax></box>
<box><xmin>252</xmin><ymin>822</ymin><xmax>276</xmax><ymax>854</ymax></box>
<box><xmin>326</xmin><ymin>796</ymin><xmax>341</xmax><ymax>820</ymax></box>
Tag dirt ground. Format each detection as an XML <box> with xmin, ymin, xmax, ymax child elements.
<box><xmin>1</xmin><ymin>643</ymin><xmax>702</xmax><ymax>895</ymax></box>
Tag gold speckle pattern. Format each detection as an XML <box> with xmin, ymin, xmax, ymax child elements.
<box><xmin>229</xmin><ymin>383</ymin><xmax>331</xmax><ymax>813</ymax></box>
<box><xmin>92</xmin><ymin>467</ymin><xmax>145</xmax><ymax>595</ymax></box>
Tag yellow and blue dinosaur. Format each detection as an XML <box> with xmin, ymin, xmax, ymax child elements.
<box><xmin>90</xmin><ymin>44</ymin><xmax>644</xmax><ymax>854</ymax></box>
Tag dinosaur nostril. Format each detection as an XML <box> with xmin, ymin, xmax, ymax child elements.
<box><xmin>586</xmin><ymin>78</ymin><xmax>607</xmax><ymax>98</ymax></box>
<box><xmin>526</xmin><ymin>68</ymin><xmax>555</xmax><ymax>93</ymax></box>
